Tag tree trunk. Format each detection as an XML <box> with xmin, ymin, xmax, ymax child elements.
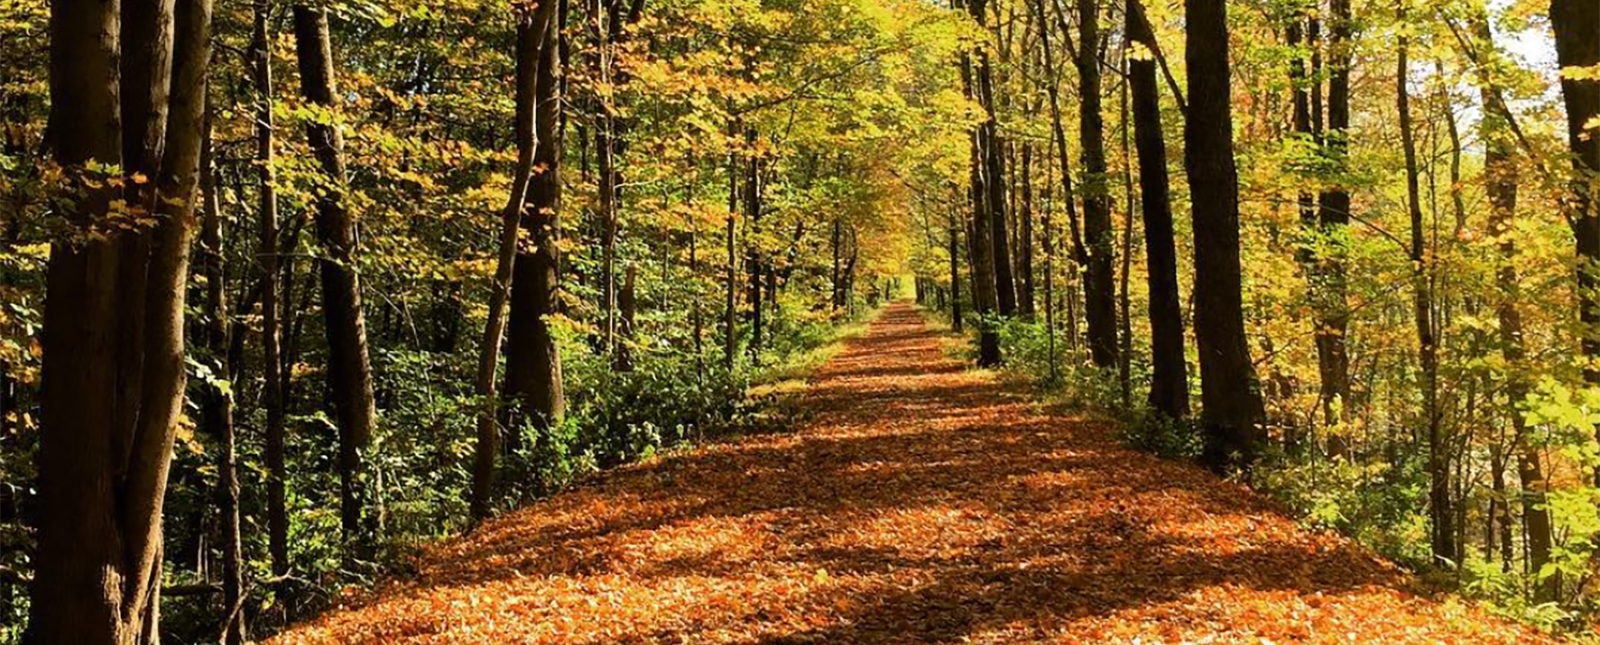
<box><xmin>969</xmin><ymin>0</ymin><xmax>1014</xmax><ymax>319</ymax></box>
<box><xmin>1127</xmin><ymin>0</ymin><xmax>1187</xmax><ymax>420</ymax></box>
<box><xmin>199</xmin><ymin>125</ymin><xmax>247</xmax><ymax>645</ymax></box>
<box><xmin>505</xmin><ymin>18</ymin><xmax>567</xmax><ymax>434</ymax></box>
<box><xmin>293</xmin><ymin>4</ymin><xmax>379</xmax><ymax>544</ymax></box>
<box><xmin>1184</xmin><ymin>0</ymin><xmax>1266</xmax><ymax>471</ymax></box>
<box><xmin>959</xmin><ymin>26</ymin><xmax>1002</xmax><ymax>366</ymax></box>
<box><xmin>473</xmin><ymin>5</ymin><xmax>557</xmax><ymax>522</ymax></box>
<box><xmin>250</xmin><ymin>0</ymin><xmax>289</xmax><ymax>580</ymax></box>
<box><xmin>1315</xmin><ymin>0</ymin><xmax>1352</xmax><ymax>447</ymax></box>
<box><xmin>950</xmin><ymin>208</ymin><xmax>963</xmax><ymax>333</ymax></box>
<box><xmin>618</xmin><ymin>263</ymin><xmax>638</xmax><ymax>370</ymax></box>
<box><xmin>1077</xmin><ymin>0</ymin><xmax>1117</xmax><ymax>370</ymax></box>
<box><xmin>1397</xmin><ymin>5</ymin><xmax>1453</xmax><ymax>565</ymax></box>
<box><xmin>745</xmin><ymin>128</ymin><xmax>763</xmax><ymax>361</ymax></box>
<box><xmin>724</xmin><ymin>121</ymin><xmax>739</xmax><ymax>369</ymax></box>
<box><xmin>1551</xmin><ymin>0</ymin><xmax>1600</xmax><ymax>495</ymax></box>
<box><xmin>1019</xmin><ymin>143</ymin><xmax>1036</xmax><ymax>317</ymax></box>
<box><xmin>30</xmin><ymin>0</ymin><xmax>211</xmax><ymax>641</ymax></box>
<box><xmin>1467</xmin><ymin>9</ymin><xmax>1555</xmax><ymax>601</ymax></box>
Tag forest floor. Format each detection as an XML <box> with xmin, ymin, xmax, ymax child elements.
<box><xmin>268</xmin><ymin>302</ymin><xmax>1561</xmax><ymax>644</ymax></box>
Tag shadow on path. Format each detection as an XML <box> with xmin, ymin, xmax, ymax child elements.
<box><xmin>269</xmin><ymin>303</ymin><xmax>1558</xmax><ymax>645</ymax></box>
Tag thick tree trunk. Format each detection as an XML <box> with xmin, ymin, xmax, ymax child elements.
<box><xmin>293</xmin><ymin>4</ymin><xmax>379</xmax><ymax>544</ymax></box>
<box><xmin>30</xmin><ymin>0</ymin><xmax>211</xmax><ymax>641</ymax></box>
<box><xmin>1551</xmin><ymin>0</ymin><xmax>1600</xmax><ymax>494</ymax></box>
<box><xmin>1184</xmin><ymin>0</ymin><xmax>1266</xmax><ymax>471</ymax></box>
<box><xmin>473</xmin><ymin>5</ymin><xmax>557</xmax><ymax>522</ymax></box>
<box><xmin>1127</xmin><ymin>0</ymin><xmax>1187</xmax><ymax>420</ymax></box>
<box><xmin>505</xmin><ymin>19</ymin><xmax>567</xmax><ymax>434</ymax></box>
<box><xmin>250</xmin><ymin>0</ymin><xmax>290</xmax><ymax>579</ymax></box>
<box><xmin>1077</xmin><ymin>0</ymin><xmax>1117</xmax><ymax>370</ymax></box>
<box><xmin>967</xmin><ymin>0</ymin><xmax>1014</xmax><ymax>319</ymax></box>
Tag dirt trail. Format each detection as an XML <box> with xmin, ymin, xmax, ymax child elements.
<box><xmin>270</xmin><ymin>302</ymin><xmax>1556</xmax><ymax>644</ymax></box>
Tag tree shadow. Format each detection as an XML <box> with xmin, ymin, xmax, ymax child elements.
<box><xmin>280</xmin><ymin>304</ymin><xmax>1438</xmax><ymax>644</ymax></box>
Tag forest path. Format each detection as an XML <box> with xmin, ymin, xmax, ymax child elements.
<box><xmin>270</xmin><ymin>302</ymin><xmax>1556</xmax><ymax>644</ymax></box>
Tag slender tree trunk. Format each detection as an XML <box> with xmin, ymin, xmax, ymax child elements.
<box><xmin>1019</xmin><ymin>143</ymin><xmax>1036</xmax><ymax>317</ymax></box>
<box><xmin>1461</xmin><ymin>10</ymin><xmax>1556</xmax><ymax>601</ymax></box>
<box><xmin>745</xmin><ymin>128</ymin><xmax>763</xmax><ymax>361</ymax></box>
<box><xmin>838</xmin><ymin>219</ymin><xmax>851</xmax><ymax>313</ymax></box>
<box><xmin>30</xmin><ymin>0</ymin><xmax>211</xmax><ymax>641</ymax></box>
<box><xmin>250</xmin><ymin>0</ymin><xmax>290</xmax><ymax>579</ymax></box>
<box><xmin>724</xmin><ymin>121</ymin><xmax>739</xmax><ymax>369</ymax></box>
<box><xmin>1030</xmin><ymin>0</ymin><xmax>1088</xmax><ymax>349</ymax></box>
<box><xmin>950</xmin><ymin>208</ymin><xmax>964</xmax><ymax>333</ymax></box>
<box><xmin>1127</xmin><ymin>0</ymin><xmax>1187</xmax><ymax>419</ymax></box>
<box><xmin>1184</xmin><ymin>0</ymin><xmax>1266</xmax><ymax>470</ymax></box>
<box><xmin>1117</xmin><ymin>56</ymin><xmax>1135</xmax><ymax>407</ymax></box>
<box><xmin>199</xmin><ymin>126</ymin><xmax>247</xmax><ymax>645</ymax></box>
<box><xmin>1397</xmin><ymin>6</ymin><xmax>1452</xmax><ymax>565</ymax></box>
<box><xmin>293</xmin><ymin>4</ymin><xmax>379</xmax><ymax>543</ymax></box>
<box><xmin>618</xmin><ymin>263</ymin><xmax>638</xmax><ymax>370</ymax></box>
<box><xmin>1316</xmin><ymin>0</ymin><xmax>1352</xmax><ymax>447</ymax></box>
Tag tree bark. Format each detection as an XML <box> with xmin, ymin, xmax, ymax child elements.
<box><xmin>293</xmin><ymin>4</ymin><xmax>379</xmax><ymax>544</ymax></box>
<box><xmin>505</xmin><ymin>17</ymin><xmax>567</xmax><ymax>434</ymax></box>
<box><xmin>1077</xmin><ymin>0</ymin><xmax>1117</xmax><ymax>370</ymax></box>
<box><xmin>950</xmin><ymin>207</ymin><xmax>964</xmax><ymax>333</ymax></box>
<box><xmin>30</xmin><ymin>0</ymin><xmax>210</xmax><ymax>641</ymax></box>
<box><xmin>969</xmin><ymin>0</ymin><xmax>1015</xmax><ymax>319</ymax></box>
<box><xmin>723</xmin><ymin>120</ymin><xmax>739</xmax><ymax>368</ymax></box>
<box><xmin>473</xmin><ymin>4</ymin><xmax>558</xmax><ymax>522</ymax></box>
<box><xmin>199</xmin><ymin>124</ymin><xmax>247</xmax><ymax>645</ymax></box>
<box><xmin>1019</xmin><ymin>142</ymin><xmax>1036</xmax><ymax>318</ymax></box>
<box><xmin>249</xmin><ymin>0</ymin><xmax>290</xmax><ymax>580</ymax></box>
<box><xmin>1551</xmin><ymin>0</ymin><xmax>1600</xmax><ymax>496</ymax></box>
<box><xmin>1471</xmin><ymin>10</ymin><xmax>1555</xmax><ymax>601</ymax></box>
<box><xmin>1127</xmin><ymin>0</ymin><xmax>1187</xmax><ymax>420</ymax></box>
<box><xmin>958</xmin><ymin>23</ymin><xmax>1002</xmax><ymax>366</ymax></box>
<box><xmin>1184</xmin><ymin>0</ymin><xmax>1266</xmax><ymax>471</ymax></box>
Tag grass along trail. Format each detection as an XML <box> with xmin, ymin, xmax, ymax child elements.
<box><xmin>269</xmin><ymin>303</ymin><xmax>1556</xmax><ymax>644</ymax></box>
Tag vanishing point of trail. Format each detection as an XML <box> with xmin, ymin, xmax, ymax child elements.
<box><xmin>271</xmin><ymin>303</ymin><xmax>1554</xmax><ymax>644</ymax></box>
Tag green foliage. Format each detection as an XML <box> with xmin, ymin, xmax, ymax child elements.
<box><xmin>1255</xmin><ymin>450</ymin><xmax>1433</xmax><ymax>568</ymax></box>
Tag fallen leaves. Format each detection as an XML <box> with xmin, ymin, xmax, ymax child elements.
<box><xmin>267</xmin><ymin>304</ymin><xmax>1565</xmax><ymax>644</ymax></box>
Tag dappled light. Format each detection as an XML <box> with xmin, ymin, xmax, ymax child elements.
<box><xmin>267</xmin><ymin>305</ymin><xmax>1553</xmax><ymax>644</ymax></box>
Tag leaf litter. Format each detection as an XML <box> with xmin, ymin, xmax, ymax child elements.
<box><xmin>268</xmin><ymin>303</ymin><xmax>1559</xmax><ymax>644</ymax></box>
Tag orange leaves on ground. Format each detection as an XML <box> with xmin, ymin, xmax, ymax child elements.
<box><xmin>268</xmin><ymin>304</ymin><xmax>1562</xmax><ymax>644</ymax></box>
